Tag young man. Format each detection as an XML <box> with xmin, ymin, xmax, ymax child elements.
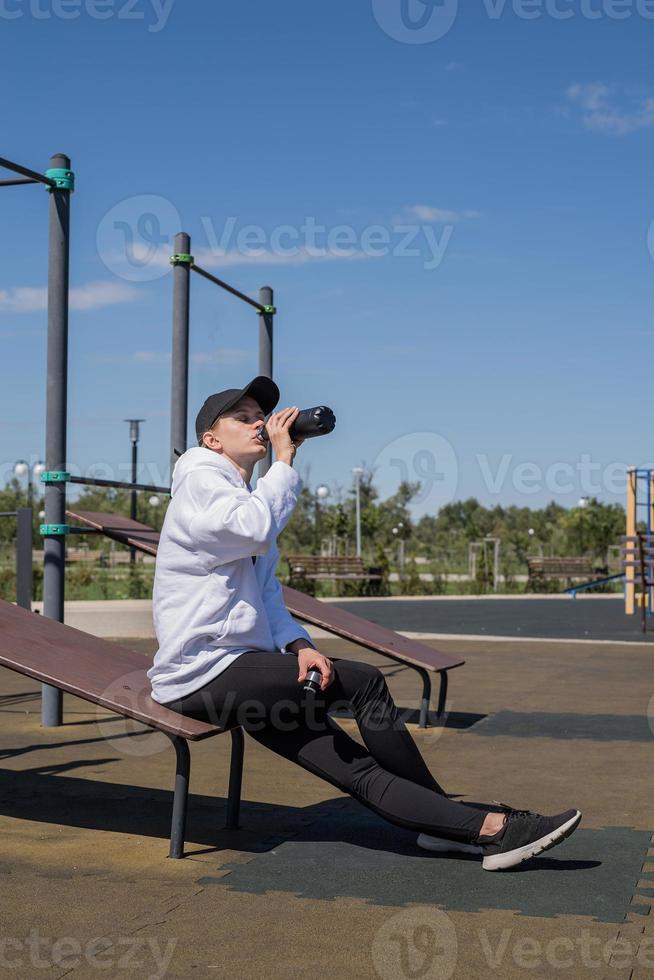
<box><xmin>147</xmin><ymin>376</ymin><xmax>581</xmax><ymax>871</ymax></box>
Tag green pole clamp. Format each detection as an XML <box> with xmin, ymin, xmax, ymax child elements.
<box><xmin>40</xmin><ymin>470</ymin><xmax>70</xmax><ymax>484</ymax></box>
<box><xmin>259</xmin><ymin>305</ymin><xmax>277</xmax><ymax>315</ymax></box>
<box><xmin>170</xmin><ymin>253</ymin><xmax>194</xmax><ymax>266</ymax></box>
<box><xmin>39</xmin><ymin>524</ymin><xmax>70</xmax><ymax>536</ymax></box>
<box><xmin>44</xmin><ymin>168</ymin><xmax>75</xmax><ymax>192</ymax></box>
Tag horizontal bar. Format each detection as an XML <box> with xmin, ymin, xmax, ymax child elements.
<box><xmin>67</xmin><ymin>526</ymin><xmax>101</xmax><ymax>535</ymax></box>
<box><xmin>0</xmin><ymin>177</ymin><xmax>40</xmax><ymax>187</ymax></box>
<box><xmin>69</xmin><ymin>475</ymin><xmax>170</xmax><ymax>494</ymax></box>
<box><xmin>0</xmin><ymin>511</ymin><xmax>18</xmax><ymax>518</ymax></box>
<box><xmin>191</xmin><ymin>264</ymin><xmax>264</xmax><ymax>312</ymax></box>
<box><xmin>0</xmin><ymin>156</ymin><xmax>55</xmax><ymax>187</ymax></box>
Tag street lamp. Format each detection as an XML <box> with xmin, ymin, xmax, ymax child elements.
<box><xmin>352</xmin><ymin>467</ymin><xmax>364</xmax><ymax>558</ymax></box>
<box><xmin>314</xmin><ymin>484</ymin><xmax>330</xmax><ymax>553</ymax></box>
<box><xmin>527</xmin><ymin>526</ymin><xmax>543</xmax><ymax>558</ymax></box>
<box><xmin>124</xmin><ymin>419</ymin><xmax>145</xmax><ymax>565</ymax></box>
<box><xmin>578</xmin><ymin>496</ymin><xmax>589</xmax><ymax>555</ymax></box>
<box><xmin>392</xmin><ymin>522</ymin><xmax>406</xmax><ymax>576</ymax></box>
<box><xmin>14</xmin><ymin>459</ymin><xmax>45</xmax><ymax>506</ymax></box>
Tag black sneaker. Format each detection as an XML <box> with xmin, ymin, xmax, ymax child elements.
<box><xmin>477</xmin><ymin>805</ymin><xmax>582</xmax><ymax>871</ymax></box>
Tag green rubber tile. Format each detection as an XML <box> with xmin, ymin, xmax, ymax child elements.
<box><xmin>202</xmin><ymin>803</ymin><xmax>653</xmax><ymax>923</ymax></box>
<box><xmin>467</xmin><ymin>711</ymin><xmax>654</xmax><ymax>741</ymax></box>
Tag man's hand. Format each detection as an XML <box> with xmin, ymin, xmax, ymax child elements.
<box><xmin>266</xmin><ymin>406</ymin><xmax>304</xmax><ymax>465</ymax></box>
<box><xmin>296</xmin><ymin>645</ymin><xmax>334</xmax><ymax>692</ymax></box>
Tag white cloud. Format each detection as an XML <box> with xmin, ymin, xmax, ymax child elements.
<box><xmin>190</xmin><ymin>348</ymin><xmax>250</xmax><ymax>365</ymax></box>
<box><xmin>0</xmin><ymin>327</ymin><xmax>45</xmax><ymax>338</ymax></box>
<box><xmin>410</xmin><ymin>205</ymin><xmax>481</xmax><ymax>223</ymax></box>
<box><xmin>104</xmin><ymin>242</ymin><xmax>374</xmax><ymax>273</ymax></box>
<box><xmin>566</xmin><ymin>83</ymin><xmax>654</xmax><ymax>135</ymax></box>
<box><xmin>69</xmin><ymin>280</ymin><xmax>140</xmax><ymax>310</ymax></box>
<box><xmin>104</xmin><ymin>347</ymin><xmax>251</xmax><ymax>367</ymax></box>
<box><xmin>0</xmin><ymin>280</ymin><xmax>139</xmax><ymax>314</ymax></box>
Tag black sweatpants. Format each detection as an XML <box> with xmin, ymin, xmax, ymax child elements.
<box><xmin>161</xmin><ymin>652</ymin><xmax>488</xmax><ymax>843</ymax></box>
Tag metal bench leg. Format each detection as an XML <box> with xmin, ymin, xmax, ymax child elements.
<box><xmin>411</xmin><ymin>666</ymin><xmax>432</xmax><ymax>729</ymax></box>
<box><xmin>436</xmin><ymin>670</ymin><xmax>448</xmax><ymax>719</ymax></box>
<box><xmin>166</xmin><ymin>734</ymin><xmax>190</xmax><ymax>859</ymax></box>
<box><xmin>226</xmin><ymin>727</ymin><xmax>244</xmax><ymax>830</ymax></box>
<box><xmin>409</xmin><ymin>668</ymin><xmax>447</xmax><ymax>727</ymax></box>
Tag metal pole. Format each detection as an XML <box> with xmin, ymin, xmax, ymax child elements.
<box><xmin>124</xmin><ymin>419</ymin><xmax>144</xmax><ymax>565</ymax></box>
<box><xmin>16</xmin><ymin>508</ymin><xmax>33</xmax><ymax>611</ymax></box>
<box><xmin>170</xmin><ymin>232</ymin><xmax>191</xmax><ymax>479</ymax></box>
<box><xmin>42</xmin><ymin>153</ymin><xmax>72</xmax><ymax>727</ymax></box>
<box><xmin>355</xmin><ymin>474</ymin><xmax>362</xmax><ymax>558</ymax></box>
<box><xmin>258</xmin><ymin>286</ymin><xmax>274</xmax><ymax>479</ymax></box>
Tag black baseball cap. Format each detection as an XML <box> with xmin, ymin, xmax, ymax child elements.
<box><xmin>195</xmin><ymin>376</ymin><xmax>280</xmax><ymax>445</ymax></box>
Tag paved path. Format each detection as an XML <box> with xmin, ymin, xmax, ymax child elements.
<box><xmin>334</xmin><ymin>595</ymin><xmax>652</xmax><ymax>643</ymax></box>
<box><xmin>0</xmin><ymin>630</ymin><xmax>652</xmax><ymax>978</ymax></box>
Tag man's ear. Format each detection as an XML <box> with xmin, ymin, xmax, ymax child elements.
<box><xmin>202</xmin><ymin>431</ymin><xmax>223</xmax><ymax>452</ymax></box>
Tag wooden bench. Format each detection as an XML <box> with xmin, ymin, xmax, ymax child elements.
<box><xmin>0</xmin><ymin>598</ymin><xmax>244</xmax><ymax>860</ymax></box>
<box><xmin>527</xmin><ymin>556</ymin><xmax>596</xmax><ymax>590</ymax></box>
<box><xmin>66</xmin><ymin>508</ymin><xmax>465</xmax><ymax>727</ymax></box>
<box><xmin>286</xmin><ymin>554</ymin><xmax>382</xmax><ymax>595</ymax></box>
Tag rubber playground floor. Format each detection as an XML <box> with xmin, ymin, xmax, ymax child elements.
<box><xmin>332</xmin><ymin>594</ymin><xmax>653</xmax><ymax>644</ymax></box>
<box><xmin>0</xmin><ymin>602</ymin><xmax>653</xmax><ymax>978</ymax></box>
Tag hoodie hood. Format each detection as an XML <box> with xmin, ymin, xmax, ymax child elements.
<box><xmin>171</xmin><ymin>447</ymin><xmax>247</xmax><ymax>496</ymax></box>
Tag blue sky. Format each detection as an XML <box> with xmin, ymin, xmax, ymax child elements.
<box><xmin>1</xmin><ymin>0</ymin><xmax>653</xmax><ymax>516</ymax></box>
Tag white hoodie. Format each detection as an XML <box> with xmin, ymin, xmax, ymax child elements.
<box><xmin>147</xmin><ymin>447</ymin><xmax>312</xmax><ymax>704</ymax></box>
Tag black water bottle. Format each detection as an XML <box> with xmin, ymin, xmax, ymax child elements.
<box><xmin>257</xmin><ymin>406</ymin><xmax>336</xmax><ymax>444</ymax></box>
<box><xmin>303</xmin><ymin>668</ymin><xmax>323</xmax><ymax>695</ymax></box>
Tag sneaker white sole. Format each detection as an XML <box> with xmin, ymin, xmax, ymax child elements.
<box><xmin>482</xmin><ymin>810</ymin><xmax>582</xmax><ymax>871</ymax></box>
<box><xmin>417</xmin><ymin>834</ymin><xmax>482</xmax><ymax>855</ymax></box>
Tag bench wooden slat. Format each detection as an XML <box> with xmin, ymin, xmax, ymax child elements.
<box><xmin>0</xmin><ymin>600</ymin><xmax>223</xmax><ymax>741</ymax></box>
<box><xmin>287</xmin><ymin>553</ymin><xmax>381</xmax><ymax>584</ymax></box>
<box><xmin>283</xmin><ymin>585</ymin><xmax>464</xmax><ymax>674</ymax></box>
<box><xmin>527</xmin><ymin>557</ymin><xmax>595</xmax><ymax>579</ymax></box>
<box><xmin>67</xmin><ymin>510</ymin><xmax>464</xmax><ymax>676</ymax></box>
<box><xmin>67</xmin><ymin>508</ymin><xmax>159</xmax><ymax>557</ymax></box>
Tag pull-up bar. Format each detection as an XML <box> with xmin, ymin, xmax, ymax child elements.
<box><xmin>0</xmin><ymin>156</ymin><xmax>75</xmax><ymax>192</ymax></box>
<box><xmin>0</xmin><ymin>156</ymin><xmax>56</xmax><ymax>187</ymax></box>
<box><xmin>168</xmin><ymin>232</ymin><xmax>275</xmax><ymax>480</ymax></box>
<box><xmin>190</xmin><ymin>263</ymin><xmax>269</xmax><ymax>314</ymax></box>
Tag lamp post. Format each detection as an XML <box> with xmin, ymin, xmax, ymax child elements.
<box><xmin>392</xmin><ymin>522</ymin><xmax>405</xmax><ymax>577</ymax></box>
<box><xmin>314</xmin><ymin>485</ymin><xmax>330</xmax><ymax>554</ymax></box>
<box><xmin>578</xmin><ymin>496</ymin><xmax>589</xmax><ymax>555</ymax></box>
<box><xmin>14</xmin><ymin>459</ymin><xmax>45</xmax><ymax>506</ymax></box>
<box><xmin>125</xmin><ymin>419</ymin><xmax>145</xmax><ymax>564</ymax></box>
<box><xmin>352</xmin><ymin>467</ymin><xmax>364</xmax><ymax>558</ymax></box>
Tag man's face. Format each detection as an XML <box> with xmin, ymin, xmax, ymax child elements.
<box><xmin>202</xmin><ymin>395</ymin><xmax>268</xmax><ymax>460</ymax></box>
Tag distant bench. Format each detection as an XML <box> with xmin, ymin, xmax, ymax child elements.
<box><xmin>527</xmin><ymin>557</ymin><xmax>596</xmax><ymax>590</ymax></box>
<box><xmin>286</xmin><ymin>554</ymin><xmax>383</xmax><ymax>595</ymax></box>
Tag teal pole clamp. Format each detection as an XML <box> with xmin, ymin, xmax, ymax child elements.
<box><xmin>44</xmin><ymin>168</ymin><xmax>75</xmax><ymax>192</ymax></box>
<box><xmin>40</xmin><ymin>470</ymin><xmax>71</xmax><ymax>484</ymax></box>
<box><xmin>170</xmin><ymin>253</ymin><xmax>194</xmax><ymax>266</ymax></box>
<box><xmin>259</xmin><ymin>305</ymin><xmax>277</xmax><ymax>315</ymax></box>
<box><xmin>39</xmin><ymin>524</ymin><xmax>70</xmax><ymax>536</ymax></box>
